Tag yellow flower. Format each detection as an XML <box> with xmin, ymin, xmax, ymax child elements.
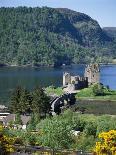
<box><xmin>94</xmin><ymin>130</ymin><xmax>116</xmax><ymax>154</ymax></box>
<box><xmin>0</xmin><ymin>125</ymin><xmax>15</xmax><ymax>153</ymax></box>
<box><xmin>0</xmin><ymin>125</ymin><xmax>4</xmax><ymax>132</ymax></box>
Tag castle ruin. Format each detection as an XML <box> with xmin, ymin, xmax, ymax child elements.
<box><xmin>63</xmin><ymin>64</ymin><xmax>100</xmax><ymax>92</ymax></box>
<box><xmin>84</xmin><ymin>63</ymin><xmax>100</xmax><ymax>85</ymax></box>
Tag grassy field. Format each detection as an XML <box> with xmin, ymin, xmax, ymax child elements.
<box><xmin>72</xmin><ymin>100</ymin><xmax>116</xmax><ymax>115</ymax></box>
<box><xmin>76</xmin><ymin>84</ymin><xmax>116</xmax><ymax>101</ymax></box>
<box><xmin>45</xmin><ymin>86</ymin><xmax>64</xmax><ymax>96</ymax></box>
<box><xmin>77</xmin><ymin>95</ymin><xmax>116</xmax><ymax>101</ymax></box>
<box><xmin>45</xmin><ymin>84</ymin><xmax>116</xmax><ymax>101</ymax></box>
<box><xmin>74</xmin><ymin>84</ymin><xmax>116</xmax><ymax>115</ymax></box>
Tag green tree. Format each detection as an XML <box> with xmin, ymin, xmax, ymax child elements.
<box><xmin>18</xmin><ymin>88</ymin><xmax>32</xmax><ymax>114</ymax></box>
<box><xmin>27</xmin><ymin>113</ymin><xmax>40</xmax><ymax>131</ymax></box>
<box><xmin>10</xmin><ymin>86</ymin><xmax>32</xmax><ymax>114</ymax></box>
<box><xmin>36</xmin><ymin>115</ymin><xmax>74</xmax><ymax>150</ymax></box>
<box><xmin>10</xmin><ymin>86</ymin><xmax>23</xmax><ymax>113</ymax></box>
<box><xmin>31</xmin><ymin>87</ymin><xmax>51</xmax><ymax>117</ymax></box>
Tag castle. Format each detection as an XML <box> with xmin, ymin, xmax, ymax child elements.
<box><xmin>63</xmin><ymin>64</ymin><xmax>100</xmax><ymax>92</ymax></box>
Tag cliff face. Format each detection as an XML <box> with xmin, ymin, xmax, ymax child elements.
<box><xmin>0</xmin><ymin>7</ymin><xmax>114</xmax><ymax>66</ymax></box>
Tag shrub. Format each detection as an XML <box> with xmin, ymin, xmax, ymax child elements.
<box><xmin>94</xmin><ymin>130</ymin><xmax>116</xmax><ymax>155</ymax></box>
<box><xmin>92</xmin><ymin>84</ymin><xmax>104</xmax><ymax>96</ymax></box>
<box><xmin>84</xmin><ymin>122</ymin><xmax>97</xmax><ymax>137</ymax></box>
<box><xmin>74</xmin><ymin>134</ymin><xmax>96</xmax><ymax>151</ymax></box>
<box><xmin>0</xmin><ymin>125</ymin><xmax>15</xmax><ymax>154</ymax></box>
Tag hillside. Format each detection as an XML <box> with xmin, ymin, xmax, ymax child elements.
<box><xmin>0</xmin><ymin>7</ymin><xmax>115</xmax><ymax>67</ymax></box>
<box><xmin>57</xmin><ymin>8</ymin><xmax>112</xmax><ymax>45</ymax></box>
<box><xmin>103</xmin><ymin>27</ymin><xmax>116</xmax><ymax>39</ymax></box>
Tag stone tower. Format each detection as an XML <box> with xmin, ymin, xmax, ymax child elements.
<box><xmin>63</xmin><ymin>72</ymin><xmax>71</xmax><ymax>86</ymax></box>
<box><xmin>84</xmin><ymin>64</ymin><xmax>100</xmax><ymax>85</ymax></box>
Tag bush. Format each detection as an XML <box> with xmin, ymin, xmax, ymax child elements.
<box><xmin>84</xmin><ymin>122</ymin><xmax>97</xmax><ymax>137</ymax></box>
<box><xmin>74</xmin><ymin>134</ymin><xmax>96</xmax><ymax>151</ymax></box>
<box><xmin>92</xmin><ymin>84</ymin><xmax>104</xmax><ymax>96</ymax></box>
<box><xmin>94</xmin><ymin>130</ymin><xmax>116</xmax><ymax>154</ymax></box>
<box><xmin>36</xmin><ymin>114</ymin><xmax>74</xmax><ymax>149</ymax></box>
<box><xmin>96</xmin><ymin>115</ymin><xmax>116</xmax><ymax>135</ymax></box>
<box><xmin>0</xmin><ymin>125</ymin><xmax>15</xmax><ymax>154</ymax></box>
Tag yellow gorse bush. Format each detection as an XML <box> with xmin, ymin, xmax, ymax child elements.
<box><xmin>0</xmin><ymin>125</ymin><xmax>15</xmax><ymax>153</ymax></box>
<box><xmin>0</xmin><ymin>125</ymin><xmax>4</xmax><ymax>131</ymax></box>
<box><xmin>94</xmin><ymin>130</ymin><xmax>116</xmax><ymax>155</ymax></box>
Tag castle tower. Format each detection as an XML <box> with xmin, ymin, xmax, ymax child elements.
<box><xmin>84</xmin><ymin>64</ymin><xmax>100</xmax><ymax>85</ymax></box>
<box><xmin>63</xmin><ymin>72</ymin><xmax>71</xmax><ymax>86</ymax></box>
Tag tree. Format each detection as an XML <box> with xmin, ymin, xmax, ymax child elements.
<box><xmin>10</xmin><ymin>86</ymin><xmax>23</xmax><ymax>113</ymax></box>
<box><xmin>36</xmin><ymin>115</ymin><xmax>74</xmax><ymax>150</ymax></box>
<box><xmin>31</xmin><ymin>87</ymin><xmax>51</xmax><ymax>117</ymax></box>
<box><xmin>10</xmin><ymin>86</ymin><xmax>51</xmax><ymax>116</ymax></box>
<box><xmin>18</xmin><ymin>88</ymin><xmax>32</xmax><ymax>114</ymax></box>
<box><xmin>10</xmin><ymin>86</ymin><xmax>32</xmax><ymax>114</ymax></box>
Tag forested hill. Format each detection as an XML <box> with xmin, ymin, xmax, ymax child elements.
<box><xmin>0</xmin><ymin>7</ymin><xmax>115</xmax><ymax>67</ymax></box>
<box><xmin>103</xmin><ymin>27</ymin><xmax>116</xmax><ymax>39</ymax></box>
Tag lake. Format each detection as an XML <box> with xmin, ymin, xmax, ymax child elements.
<box><xmin>0</xmin><ymin>64</ymin><xmax>116</xmax><ymax>104</ymax></box>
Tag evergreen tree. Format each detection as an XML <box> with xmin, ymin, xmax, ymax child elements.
<box><xmin>31</xmin><ymin>87</ymin><xmax>51</xmax><ymax>117</ymax></box>
<box><xmin>10</xmin><ymin>86</ymin><xmax>32</xmax><ymax>114</ymax></box>
<box><xmin>18</xmin><ymin>88</ymin><xmax>32</xmax><ymax>114</ymax></box>
<box><xmin>10</xmin><ymin>86</ymin><xmax>51</xmax><ymax>116</ymax></box>
<box><xmin>10</xmin><ymin>86</ymin><xmax>22</xmax><ymax>113</ymax></box>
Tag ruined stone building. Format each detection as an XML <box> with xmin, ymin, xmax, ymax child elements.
<box><xmin>84</xmin><ymin>63</ymin><xmax>100</xmax><ymax>85</ymax></box>
<box><xmin>63</xmin><ymin>72</ymin><xmax>88</xmax><ymax>90</ymax></box>
<box><xmin>63</xmin><ymin>64</ymin><xmax>100</xmax><ymax>92</ymax></box>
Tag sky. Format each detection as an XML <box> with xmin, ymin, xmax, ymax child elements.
<box><xmin>0</xmin><ymin>0</ymin><xmax>115</xmax><ymax>27</ymax></box>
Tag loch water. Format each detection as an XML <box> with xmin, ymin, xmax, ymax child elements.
<box><xmin>0</xmin><ymin>64</ymin><xmax>116</xmax><ymax>104</ymax></box>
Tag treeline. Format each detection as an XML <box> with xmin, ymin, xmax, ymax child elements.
<box><xmin>0</xmin><ymin>7</ymin><xmax>116</xmax><ymax>66</ymax></box>
<box><xmin>10</xmin><ymin>86</ymin><xmax>51</xmax><ymax>116</ymax></box>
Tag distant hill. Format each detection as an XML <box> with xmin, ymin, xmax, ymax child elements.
<box><xmin>103</xmin><ymin>27</ymin><xmax>116</xmax><ymax>39</ymax></box>
<box><xmin>0</xmin><ymin>7</ymin><xmax>115</xmax><ymax>67</ymax></box>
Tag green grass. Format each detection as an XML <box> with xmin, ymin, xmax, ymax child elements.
<box><xmin>76</xmin><ymin>84</ymin><xmax>116</xmax><ymax>101</ymax></box>
<box><xmin>77</xmin><ymin>95</ymin><xmax>116</xmax><ymax>101</ymax></box>
<box><xmin>45</xmin><ymin>86</ymin><xmax>63</xmax><ymax>96</ymax></box>
<box><xmin>76</xmin><ymin>87</ymin><xmax>94</xmax><ymax>98</ymax></box>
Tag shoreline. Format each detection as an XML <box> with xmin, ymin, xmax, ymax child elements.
<box><xmin>0</xmin><ymin>63</ymin><xmax>116</xmax><ymax>68</ymax></box>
